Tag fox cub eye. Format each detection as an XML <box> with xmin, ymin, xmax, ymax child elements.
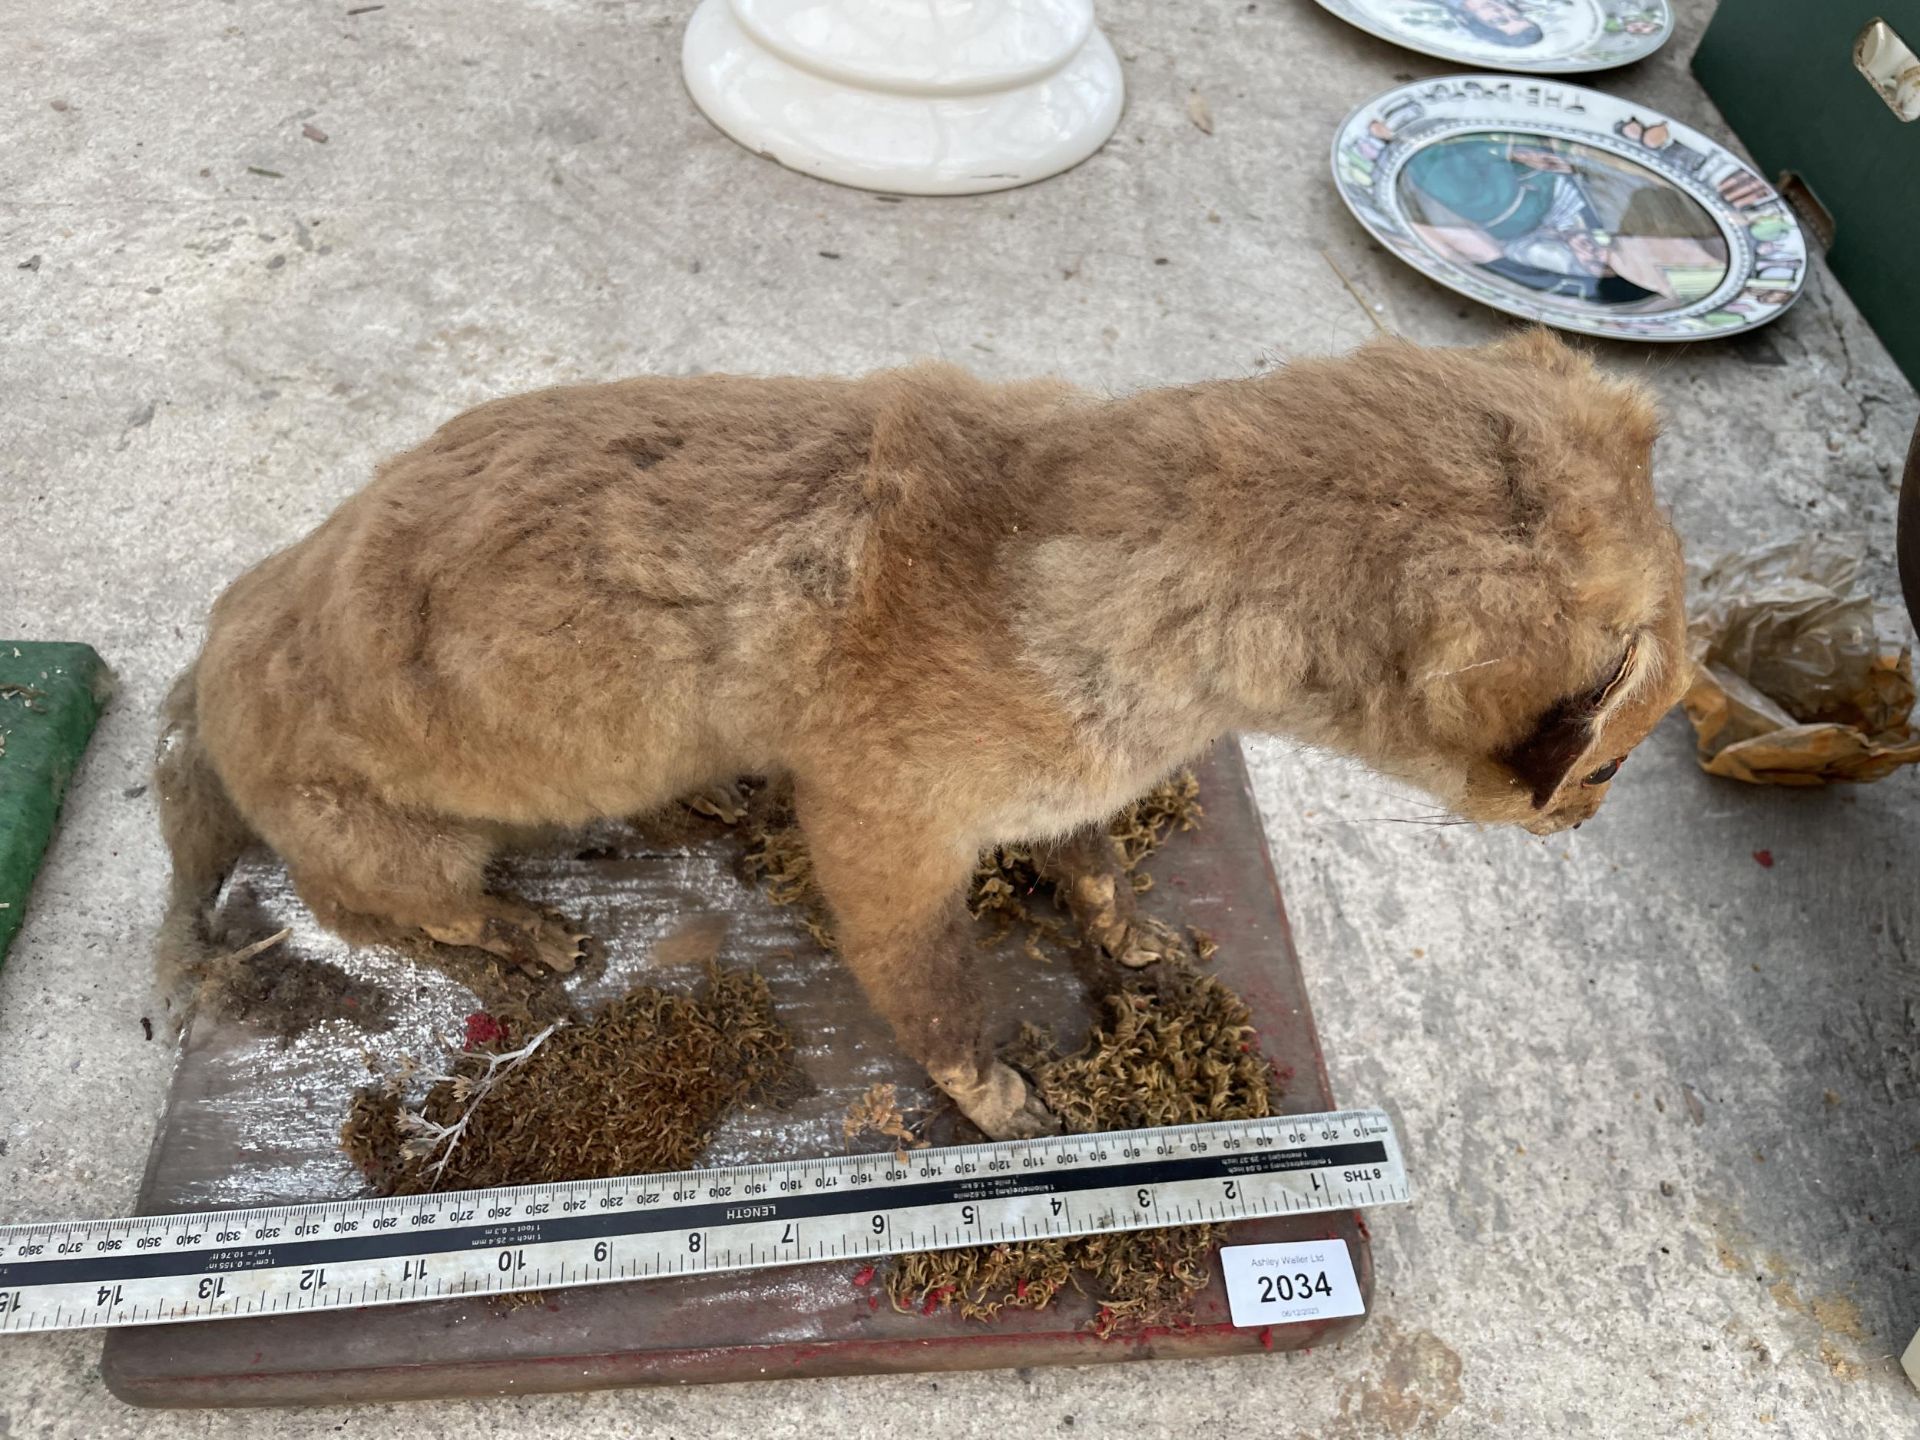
<box><xmin>1583</xmin><ymin>759</ymin><xmax>1622</xmax><ymax>787</ymax></box>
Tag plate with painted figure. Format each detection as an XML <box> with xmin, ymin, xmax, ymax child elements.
<box><xmin>1332</xmin><ymin>77</ymin><xmax>1808</xmax><ymax>342</ymax></box>
<box><xmin>1314</xmin><ymin>0</ymin><xmax>1672</xmax><ymax>73</ymax></box>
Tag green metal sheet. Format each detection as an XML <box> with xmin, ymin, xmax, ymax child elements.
<box><xmin>0</xmin><ymin>642</ymin><xmax>111</xmax><ymax>967</ymax></box>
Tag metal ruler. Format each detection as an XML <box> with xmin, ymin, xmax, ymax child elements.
<box><xmin>0</xmin><ymin>1108</ymin><xmax>1407</xmax><ymax>1335</ymax></box>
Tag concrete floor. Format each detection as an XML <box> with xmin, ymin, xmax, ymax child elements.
<box><xmin>4</xmin><ymin>0</ymin><xmax>1917</xmax><ymax>1433</ymax></box>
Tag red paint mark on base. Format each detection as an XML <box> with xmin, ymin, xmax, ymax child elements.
<box><xmin>1097</xmin><ymin>1319</ymin><xmax>1202</xmax><ymax>1345</ymax></box>
<box><xmin>851</xmin><ymin>1265</ymin><xmax>876</xmax><ymax>1288</ymax></box>
<box><xmin>1259</xmin><ymin>1326</ymin><xmax>1273</xmax><ymax>1350</ymax></box>
<box><xmin>463</xmin><ymin>1012</ymin><xmax>505</xmax><ymax>1050</ymax></box>
<box><xmin>1752</xmin><ymin>849</ymin><xmax>1774</xmax><ymax>868</ymax></box>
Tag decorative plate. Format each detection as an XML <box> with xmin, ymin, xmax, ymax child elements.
<box><xmin>1314</xmin><ymin>0</ymin><xmax>1672</xmax><ymax>73</ymax></box>
<box><xmin>1332</xmin><ymin>76</ymin><xmax>1809</xmax><ymax>341</ymax></box>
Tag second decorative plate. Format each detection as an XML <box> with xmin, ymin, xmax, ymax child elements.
<box><xmin>1331</xmin><ymin>76</ymin><xmax>1809</xmax><ymax>342</ymax></box>
<box><xmin>1314</xmin><ymin>0</ymin><xmax>1673</xmax><ymax>74</ymax></box>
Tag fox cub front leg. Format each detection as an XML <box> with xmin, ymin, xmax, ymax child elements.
<box><xmin>798</xmin><ymin>791</ymin><xmax>1058</xmax><ymax>1140</ymax></box>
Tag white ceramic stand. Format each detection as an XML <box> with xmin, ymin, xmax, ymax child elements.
<box><xmin>682</xmin><ymin>0</ymin><xmax>1125</xmax><ymax>195</ymax></box>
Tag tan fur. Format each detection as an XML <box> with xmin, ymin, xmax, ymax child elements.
<box><xmin>157</xmin><ymin>329</ymin><xmax>1688</xmax><ymax>1136</ymax></box>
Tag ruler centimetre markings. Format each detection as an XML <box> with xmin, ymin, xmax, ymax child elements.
<box><xmin>0</xmin><ymin>1109</ymin><xmax>1408</xmax><ymax>1334</ymax></box>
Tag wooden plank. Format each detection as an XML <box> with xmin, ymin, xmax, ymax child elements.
<box><xmin>101</xmin><ymin>741</ymin><xmax>1369</xmax><ymax>1406</ymax></box>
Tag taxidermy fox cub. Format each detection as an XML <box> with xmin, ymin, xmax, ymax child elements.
<box><xmin>157</xmin><ymin>329</ymin><xmax>1687</xmax><ymax>1137</ymax></box>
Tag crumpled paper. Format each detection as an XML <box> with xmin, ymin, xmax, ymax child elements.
<box><xmin>1684</xmin><ymin>535</ymin><xmax>1920</xmax><ymax>785</ymax></box>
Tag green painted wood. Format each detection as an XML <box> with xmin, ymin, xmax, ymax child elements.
<box><xmin>0</xmin><ymin>643</ymin><xmax>111</xmax><ymax>967</ymax></box>
<box><xmin>1693</xmin><ymin>1</ymin><xmax>1920</xmax><ymax>387</ymax></box>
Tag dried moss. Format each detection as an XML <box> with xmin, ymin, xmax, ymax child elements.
<box><xmin>843</xmin><ymin>1081</ymin><xmax>925</xmax><ymax>1150</ymax></box>
<box><xmin>740</xmin><ymin>769</ymin><xmax>1205</xmax><ymax>954</ymax></box>
<box><xmin>1108</xmin><ymin>768</ymin><xmax>1203</xmax><ymax>873</ymax></box>
<box><xmin>341</xmin><ymin>965</ymin><xmax>796</xmax><ymax>1195</ymax></box>
<box><xmin>890</xmin><ymin>1225</ymin><xmax>1222</xmax><ymax>1338</ymax></box>
<box><xmin>886</xmin><ymin>957</ymin><xmax>1279</xmax><ymax>1337</ymax></box>
<box><xmin>967</xmin><ymin>841</ymin><xmax>1076</xmax><ymax>963</ymax></box>
<box><xmin>182</xmin><ymin>884</ymin><xmax>393</xmax><ymax>1041</ymax></box>
<box><xmin>192</xmin><ymin>934</ymin><xmax>395</xmax><ymax>1040</ymax></box>
<box><xmin>339</xmin><ymin>1085</ymin><xmax>411</xmax><ymax>1193</ymax></box>
<box><xmin>739</xmin><ymin>813</ymin><xmax>838</xmax><ymax>950</ymax></box>
<box><xmin>1019</xmin><ymin>962</ymin><xmax>1272</xmax><ymax>1129</ymax></box>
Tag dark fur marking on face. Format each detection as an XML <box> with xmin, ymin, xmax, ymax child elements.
<box><xmin>1498</xmin><ymin>643</ymin><xmax>1635</xmax><ymax>808</ymax></box>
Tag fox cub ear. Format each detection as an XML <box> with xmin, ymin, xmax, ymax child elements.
<box><xmin>1496</xmin><ymin>642</ymin><xmax>1636</xmax><ymax>808</ymax></box>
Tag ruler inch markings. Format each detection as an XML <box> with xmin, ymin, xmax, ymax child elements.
<box><xmin>0</xmin><ymin>1109</ymin><xmax>1406</xmax><ymax>1334</ymax></box>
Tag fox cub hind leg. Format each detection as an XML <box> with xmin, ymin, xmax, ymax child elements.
<box><xmin>259</xmin><ymin>780</ymin><xmax>590</xmax><ymax>974</ymax></box>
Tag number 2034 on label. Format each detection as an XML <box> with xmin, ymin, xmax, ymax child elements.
<box><xmin>1221</xmin><ymin>1240</ymin><xmax>1366</xmax><ymax>1327</ymax></box>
